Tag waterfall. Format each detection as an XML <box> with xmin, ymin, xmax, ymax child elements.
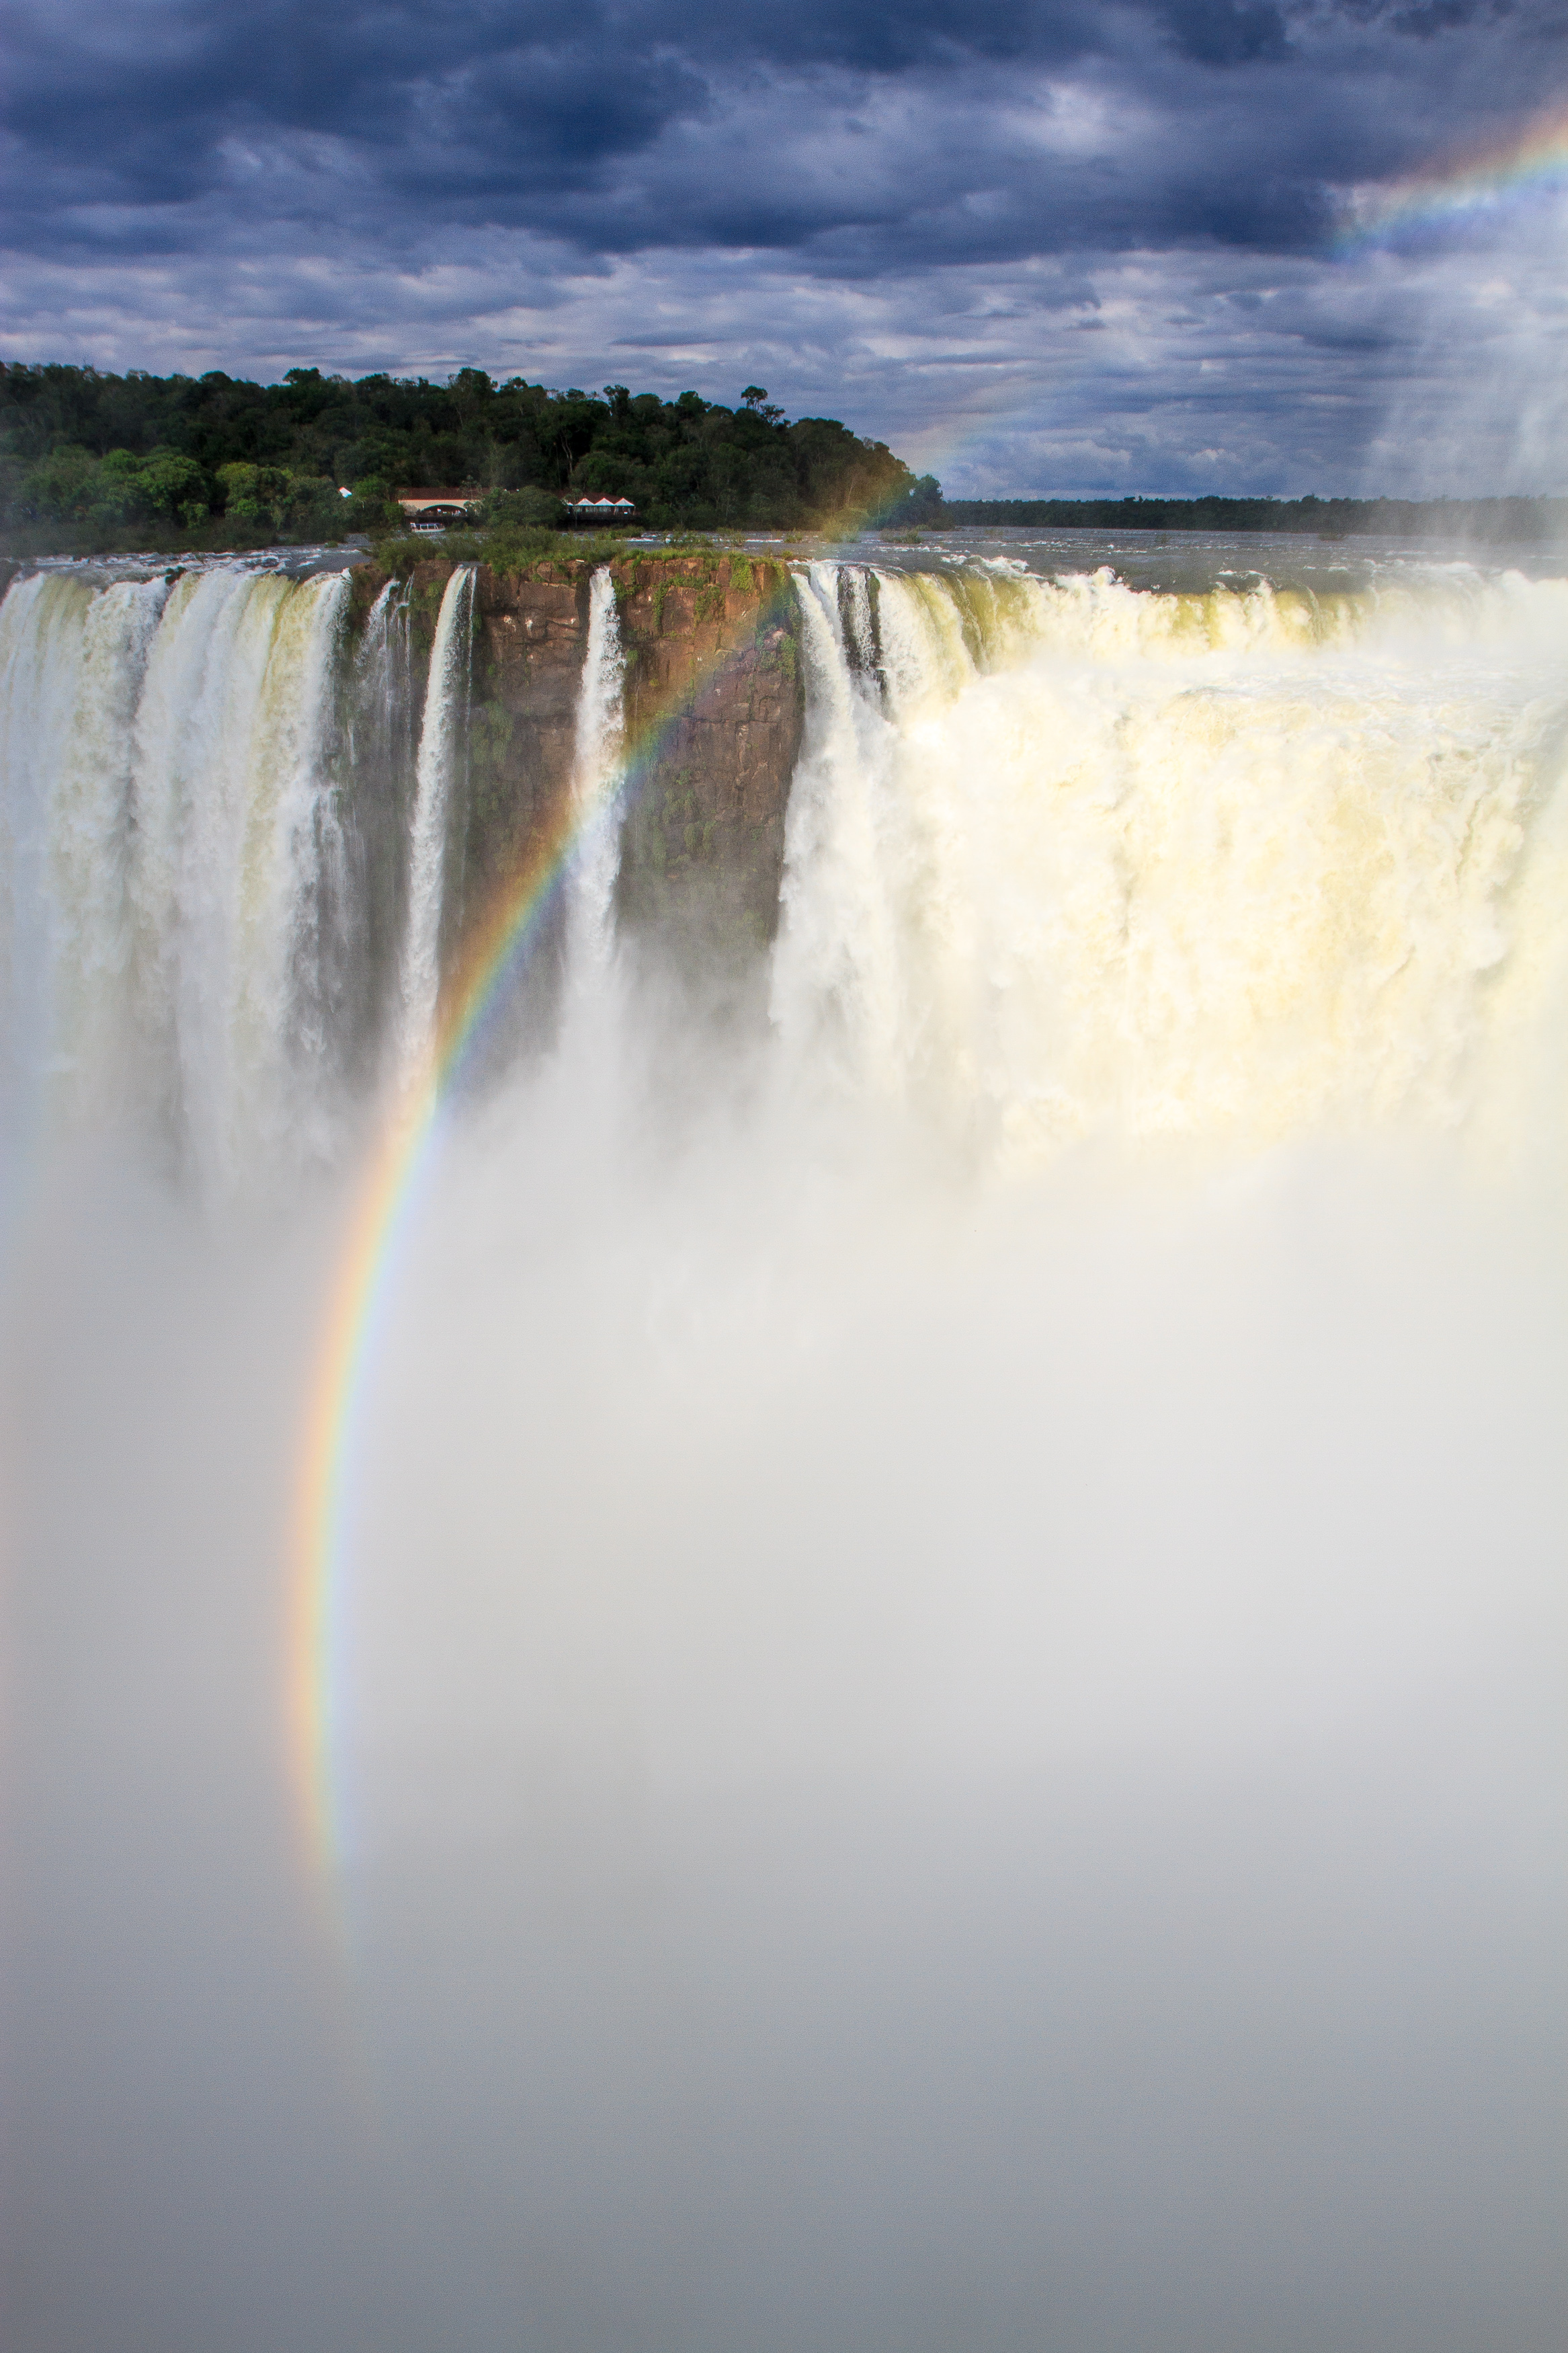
<box><xmin>770</xmin><ymin>563</ymin><xmax>907</xmax><ymax>1090</ymax></box>
<box><xmin>565</xmin><ymin>566</ymin><xmax>626</xmax><ymax>994</ymax></box>
<box><xmin>1</xmin><ymin>571</ymin><xmax>168</xmax><ymax>1113</ymax></box>
<box><xmin>356</xmin><ymin>580</ymin><xmax>409</xmax><ymax>721</ymax></box>
<box><xmin>0</xmin><ymin>563</ymin><xmax>350</xmax><ymax>1184</ymax></box>
<box><xmin>348</xmin><ymin>581</ymin><xmax>413</xmax><ymax>857</ymax></box>
<box><xmin>130</xmin><ymin>567</ymin><xmax>350</xmax><ymax>1187</ymax></box>
<box><xmin>5</xmin><ymin>547</ymin><xmax>1567</xmax><ymax>1187</ymax></box>
<box><xmin>399</xmin><ymin>565</ymin><xmax>475</xmax><ymax>1072</ymax></box>
<box><xmin>772</xmin><ymin>560</ymin><xmax>1568</xmax><ymax>1168</ymax></box>
<box><xmin>325</xmin><ymin>579</ymin><xmax>413</xmax><ymax>1081</ymax></box>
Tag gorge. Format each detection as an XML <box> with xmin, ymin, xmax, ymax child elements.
<box><xmin>3</xmin><ymin>540</ymin><xmax>1565</xmax><ymax>2353</ymax></box>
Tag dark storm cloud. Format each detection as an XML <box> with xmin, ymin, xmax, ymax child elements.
<box><xmin>0</xmin><ymin>0</ymin><xmax>1551</xmax><ymax>264</ymax></box>
<box><xmin>2</xmin><ymin>0</ymin><xmax>1565</xmax><ymax>489</ymax></box>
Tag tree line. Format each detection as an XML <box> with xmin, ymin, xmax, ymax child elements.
<box><xmin>0</xmin><ymin>364</ymin><xmax>927</xmax><ymax>545</ymax></box>
<box><xmin>936</xmin><ymin>493</ymin><xmax>1568</xmax><ymax>539</ymax></box>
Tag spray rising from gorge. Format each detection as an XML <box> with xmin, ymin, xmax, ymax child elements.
<box><xmin>3</xmin><ymin>541</ymin><xmax>1565</xmax><ymax>2353</ymax></box>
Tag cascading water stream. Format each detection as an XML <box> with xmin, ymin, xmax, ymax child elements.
<box><xmin>398</xmin><ymin>565</ymin><xmax>475</xmax><ymax>1073</ymax></box>
<box><xmin>0</xmin><ymin>571</ymin><xmax>169</xmax><ymax>1113</ymax></box>
<box><xmin>0</xmin><ymin>563</ymin><xmax>351</xmax><ymax>1185</ymax></box>
<box><xmin>356</xmin><ymin>580</ymin><xmax>408</xmax><ymax>713</ymax></box>
<box><xmin>771</xmin><ymin>562</ymin><xmax>908</xmax><ymax>1088</ymax></box>
<box><xmin>130</xmin><ymin>566</ymin><xmax>350</xmax><ymax>1187</ymax></box>
<box><xmin>774</xmin><ymin>559</ymin><xmax>1568</xmax><ymax>1168</ymax></box>
<box><xmin>348</xmin><ymin>580</ymin><xmax>414</xmax><ymax>844</ymax></box>
<box><xmin>564</xmin><ymin>566</ymin><xmax>626</xmax><ymax>1003</ymax></box>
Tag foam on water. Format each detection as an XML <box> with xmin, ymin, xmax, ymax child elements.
<box><xmin>774</xmin><ymin>560</ymin><xmax>1568</xmax><ymax>1172</ymax></box>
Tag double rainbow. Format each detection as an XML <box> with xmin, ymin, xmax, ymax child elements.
<box><xmin>288</xmin><ymin>550</ymin><xmax>800</xmax><ymax>1888</ymax></box>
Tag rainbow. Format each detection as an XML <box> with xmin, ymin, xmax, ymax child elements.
<box><xmin>288</xmin><ymin>549</ymin><xmax>802</xmax><ymax>1890</ymax></box>
<box><xmin>1339</xmin><ymin>99</ymin><xmax>1568</xmax><ymax>248</ymax></box>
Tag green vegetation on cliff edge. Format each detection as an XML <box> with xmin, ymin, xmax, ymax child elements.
<box><xmin>12</xmin><ymin>362</ymin><xmax>1549</xmax><ymax>558</ymax></box>
<box><xmin>0</xmin><ymin>365</ymin><xmax>926</xmax><ymax>553</ymax></box>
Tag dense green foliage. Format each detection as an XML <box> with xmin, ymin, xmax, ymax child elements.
<box><xmin>8</xmin><ymin>364</ymin><xmax>1555</xmax><ymax>555</ymax></box>
<box><xmin>0</xmin><ymin>364</ymin><xmax>920</xmax><ymax>547</ymax></box>
<box><xmin>938</xmin><ymin>493</ymin><xmax>1568</xmax><ymax>539</ymax></box>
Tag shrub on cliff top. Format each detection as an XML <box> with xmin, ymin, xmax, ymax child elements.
<box><xmin>371</xmin><ymin>524</ymin><xmax>638</xmax><ymax>580</ymax></box>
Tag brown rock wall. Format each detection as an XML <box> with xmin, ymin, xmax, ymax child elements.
<box><xmin>467</xmin><ymin>565</ymin><xmax>591</xmax><ymax>902</ymax></box>
<box><xmin>611</xmin><ymin>557</ymin><xmax>802</xmax><ymax>963</ymax></box>
<box><xmin>354</xmin><ymin>551</ymin><xmax>805</xmax><ymax>988</ymax></box>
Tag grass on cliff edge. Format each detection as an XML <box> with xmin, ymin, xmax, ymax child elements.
<box><xmin>367</xmin><ymin>524</ymin><xmax>830</xmax><ymax>578</ymax></box>
<box><xmin>372</xmin><ymin>525</ymin><xmax>634</xmax><ymax>575</ymax></box>
<box><xmin>0</xmin><ymin>518</ymin><xmax>876</xmax><ymax>575</ymax></box>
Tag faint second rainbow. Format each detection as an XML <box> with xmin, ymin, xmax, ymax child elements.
<box><xmin>288</xmin><ymin>549</ymin><xmax>803</xmax><ymax>1889</ymax></box>
<box><xmin>1339</xmin><ymin>99</ymin><xmax>1568</xmax><ymax>249</ymax></box>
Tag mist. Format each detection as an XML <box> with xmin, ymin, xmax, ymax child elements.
<box><xmin>5</xmin><ymin>1062</ymin><xmax>1563</xmax><ymax>2350</ymax></box>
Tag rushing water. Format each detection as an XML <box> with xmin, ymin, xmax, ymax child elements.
<box><xmin>5</xmin><ymin>544</ymin><xmax>1567</xmax><ymax>1176</ymax></box>
<box><xmin>399</xmin><ymin>565</ymin><xmax>476</xmax><ymax>1074</ymax></box>
<box><xmin>567</xmin><ymin>562</ymin><xmax>626</xmax><ymax>974</ymax></box>
<box><xmin>0</xmin><ymin>563</ymin><xmax>352</xmax><ymax>1188</ymax></box>
<box><xmin>3</xmin><ymin>545</ymin><xmax>1565</xmax><ymax>2353</ymax></box>
<box><xmin>776</xmin><ymin>556</ymin><xmax>1568</xmax><ymax>1168</ymax></box>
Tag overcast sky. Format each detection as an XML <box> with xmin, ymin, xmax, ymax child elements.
<box><xmin>3</xmin><ymin>0</ymin><xmax>1567</xmax><ymax>493</ymax></box>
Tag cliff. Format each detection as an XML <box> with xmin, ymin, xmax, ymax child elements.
<box><xmin>352</xmin><ymin>551</ymin><xmax>805</xmax><ymax>1014</ymax></box>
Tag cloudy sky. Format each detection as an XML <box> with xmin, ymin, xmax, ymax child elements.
<box><xmin>3</xmin><ymin>0</ymin><xmax>1567</xmax><ymax>492</ymax></box>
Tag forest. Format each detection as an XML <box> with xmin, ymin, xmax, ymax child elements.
<box><xmin>15</xmin><ymin>362</ymin><xmax>1542</xmax><ymax>554</ymax></box>
<box><xmin>0</xmin><ymin>364</ymin><xmax>931</xmax><ymax>549</ymax></box>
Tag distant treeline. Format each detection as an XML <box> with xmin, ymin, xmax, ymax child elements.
<box><xmin>936</xmin><ymin>494</ymin><xmax>1568</xmax><ymax>539</ymax></box>
<box><xmin>0</xmin><ymin>363</ymin><xmax>923</xmax><ymax>546</ymax></box>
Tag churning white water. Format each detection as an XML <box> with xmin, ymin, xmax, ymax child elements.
<box><xmin>0</xmin><ymin>569</ymin><xmax>166</xmax><ymax>1119</ymax></box>
<box><xmin>399</xmin><ymin>564</ymin><xmax>475</xmax><ymax>1071</ymax></box>
<box><xmin>566</xmin><ymin>566</ymin><xmax>626</xmax><ymax>989</ymax></box>
<box><xmin>776</xmin><ymin>559</ymin><xmax>1568</xmax><ymax>1168</ymax></box>
<box><xmin>5</xmin><ymin>549</ymin><xmax>1565</xmax><ymax>1180</ymax></box>
<box><xmin>3</xmin><ymin>545</ymin><xmax>1566</xmax><ymax>2353</ymax></box>
<box><xmin>0</xmin><ymin>563</ymin><xmax>352</xmax><ymax>1186</ymax></box>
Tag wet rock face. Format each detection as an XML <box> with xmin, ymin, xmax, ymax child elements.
<box><xmin>362</xmin><ymin>553</ymin><xmax>804</xmax><ymax>986</ymax></box>
<box><xmin>611</xmin><ymin>558</ymin><xmax>803</xmax><ymax>969</ymax></box>
<box><xmin>467</xmin><ymin>565</ymin><xmax>590</xmax><ymax>910</ymax></box>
